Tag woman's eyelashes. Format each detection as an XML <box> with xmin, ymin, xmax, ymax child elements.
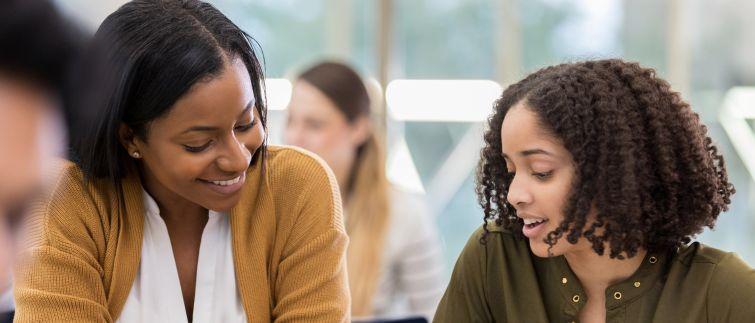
<box><xmin>234</xmin><ymin>119</ymin><xmax>257</xmax><ymax>132</ymax></box>
<box><xmin>502</xmin><ymin>170</ymin><xmax>554</xmax><ymax>183</ymax></box>
<box><xmin>182</xmin><ymin>121</ymin><xmax>256</xmax><ymax>153</ymax></box>
<box><xmin>532</xmin><ymin>170</ymin><xmax>553</xmax><ymax>181</ymax></box>
<box><xmin>184</xmin><ymin>140</ymin><xmax>213</xmax><ymax>153</ymax></box>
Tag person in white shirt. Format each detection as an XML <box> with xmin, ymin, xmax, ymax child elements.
<box><xmin>285</xmin><ymin>61</ymin><xmax>446</xmax><ymax>320</ymax></box>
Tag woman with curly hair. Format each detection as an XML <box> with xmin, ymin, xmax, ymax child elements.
<box><xmin>434</xmin><ymin>59</ymin><xmax>755</xmax><ymax>323</ymax></box>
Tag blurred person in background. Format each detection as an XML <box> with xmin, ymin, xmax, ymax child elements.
<box><xmin>435</xmin><ymin>59</ymin><xmax>755</xmax><ymax>322</ymax></box>
<box><xmin>13</xmin><ymin>1</ymin><xmax>349</xmax><ymax>322</ymax></box>
<box><xmin>0</xmin><ymin>0</ymin><xmax>82</xmax><ymax>322</ymax></box>
<box><xmin>285</xmin><ymin>61</ymin><xmax>445</xmax><ymax>320</ymax></box>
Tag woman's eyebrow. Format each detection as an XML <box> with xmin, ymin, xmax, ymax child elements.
<box><xmin>180</xmin><ymin>100</ymin><xmax>255</xmax><ymax>134</ymax></box>
<box><xmin>502</xmin><ymin>148</ymin><xmax>553</xmax><ymax>160</ymax></box>
<box><xmin>520</xmin><ymin>148</ymin><xmax>553</xmax><ymax>157</ymax></box>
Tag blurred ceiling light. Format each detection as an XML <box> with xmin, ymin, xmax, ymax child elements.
<box><xmin>385</xmin><ymin>79</ymin><xmax>502</xmax><ymax>122</ymax></box>
<box><xmin>265</xmin><ymin>78</ymin><xmax>292</xmax><ymax>110</ymax></box>
<box><xmin>720</xmin><ymin>87</ymin><xmax>755</xmax><ymax>182</ymax></box>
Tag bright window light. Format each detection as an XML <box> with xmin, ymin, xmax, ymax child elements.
<box><xmin>387</xmin><ymin>137</ymin><xmax>425</xmax><ymax>194</ymax></box>
<box><xmin>265</xmin><ymin>78</ymin><xmax>292</xmax><ymax>110</ymax></box>
<box><xmin>720</xmin><ymin>87</ymin><xmax>755</xmax><ymax>182</ymax></box>
<box><xmin>385</xmin><ymin>79</ymin><xmax>502</xmax><ymax>122</ymax></box>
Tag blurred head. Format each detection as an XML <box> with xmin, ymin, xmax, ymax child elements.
<box><xmin>285</xmin><ymin>61</ymin><xmax>371</xmax><ymax>189</ymax></box>
<box><xmin>477</xmin><ymin>59</ymin><xmax>734</xmax><ymax>259</ymax></box>
<box><xmin>0</xmin><ymin>0</ymin><xmax>81</xmax><ymax>288</ymax></box>
<box><xmin>0</xmin><ymin>79</ymin><xmax>63</xmax><ymax>228</ymax></box>
<box><xmin>73</xmin><ymin>0</ymin><xmax>266</xmax><ymax>212</ymax></box>
<box><xmin>285</xmin><ymin>61</ymin><xmax>387</xmax><ymax>316</ymax></box>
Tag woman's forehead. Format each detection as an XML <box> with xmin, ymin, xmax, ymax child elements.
<box><xmin>152</xmin><ymin>59</ymin><xmax>254</xmax><ymax>130</ymax></box>
<box><xmin>501</xmin><ymin>104</ymin><xmax>569</xmax><ymax>160</ymax></box>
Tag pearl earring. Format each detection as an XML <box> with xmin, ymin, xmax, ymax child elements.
<box><xmin>132</xmin><ymin>151</ymin><xmax>141</xmax><ymax>158</ymax></box>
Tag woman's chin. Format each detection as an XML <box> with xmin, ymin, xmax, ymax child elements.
<box><xmin>200</xmin><ymin>195</ymin><xmax>241</xmax><ymax>213</ymax></box>
<box><xmin>529</xmin><ymin>240</ymin><xmax>562</xmax><ymax>258</ymax></box>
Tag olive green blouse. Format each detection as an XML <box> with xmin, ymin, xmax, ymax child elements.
<box><xmin>434</xmin><ymin>225</ymin><xmax>755</xmax><ymax>323</ymax></box>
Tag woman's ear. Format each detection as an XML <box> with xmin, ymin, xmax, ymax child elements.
<box><xmin>350</xmin><ymin>116</ymin><xmax>372</xmax><ymax>147</ymax></box>
<box><xmin>118</xmin><ymin>124</ymin><xmax>141</xmax><ymax>157</ymax></box>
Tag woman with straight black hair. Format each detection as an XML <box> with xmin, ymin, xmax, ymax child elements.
<box><xmin>14</xmin><ymin>1</ymin><xmax>349</xmax><ymax>322</ymax></box>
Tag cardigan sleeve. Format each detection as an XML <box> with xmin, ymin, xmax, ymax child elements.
<box><xmin>269</xmin><ymin>148</ymin><xmax>350</xmax><ymax>323</ymax></box>
<box><xmin>13</xmin><ymin>164</ymin><xmax>112</xmax><ymax>322</ymax></box>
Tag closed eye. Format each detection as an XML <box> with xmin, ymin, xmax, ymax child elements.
<box><xmin>234</xmin><ymin>120</ymin><xmax>257</xmax><ymax>132</ymax></box>
<box><xmin>183</xmin><ymin>140</ymin><xmax>213</xmax><ymax>153</ymax></box>
<box><xmin>532</xmin><ymin>171</ymin><xmax>553</xmax><ymax>180</ymax></box>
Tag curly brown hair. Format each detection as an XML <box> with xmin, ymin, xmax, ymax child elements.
<box><xmin>476</xmin><ymin>59</ymin><xmax>735</xmax><ymax>259</ymax></box>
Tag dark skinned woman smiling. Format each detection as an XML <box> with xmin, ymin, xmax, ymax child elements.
<box><xmin>13</xmin><ymin>1</ymin><xmax>349</xmax><ymax>322</ymax></box>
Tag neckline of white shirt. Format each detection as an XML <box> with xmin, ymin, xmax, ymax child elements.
<box><xmin>116</xmin><ymin>190</ymin><xmax>247</xmax><ymax>323</ymax></box>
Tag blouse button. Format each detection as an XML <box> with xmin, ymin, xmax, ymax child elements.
<box><xmin>562</xmin><ymin>277</ymin><xmax>568</xmax><ymax>284</ymax></box>
<box><xmin>634</xmin><ymin>281</ymin><xmax>641</xmax><ymax>288</ymax></box>
<box><xmin>572</xmin><ymin>295</ymin><xmax>580</xmax><ymax>303</ymax></box>
<box><xmin>649</xmin><ymin>256</ymin><xmax>658</xmax><ymax>264</ymax></box>
<box><xmin>614</xmin><ymin>291</ymin><xmax>622</xmax><ymax>300</ymax></box>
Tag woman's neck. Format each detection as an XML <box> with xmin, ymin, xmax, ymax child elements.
<box><xmin>564</xmin><ymin>246</ymin><xmax>647</xmax><ymax>291</ymax></box>
<box><xmin>139</xmin><ymin>169</ymin><xmax>207</xmax><ymax>225</ymax></box>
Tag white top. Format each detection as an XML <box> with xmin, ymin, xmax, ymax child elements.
<box><xmin>369</xmin><ymin>187</ymin><xmax>446</xmax><ymax>320</ymax></box>
<box><xmin>117</xmin><ymin>191</ymin><xmax>246</xmax><ymax>323</ymax></box>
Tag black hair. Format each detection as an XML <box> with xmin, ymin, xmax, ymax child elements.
<box><xmin>71</xmin><ymin>0</ymin><xmax>267</xmax><ymax>184</ymax></box>
<box><xmin>0</xmin><ymin>0</ymin><xmax>83</xmax><ymax>125</ymax></box>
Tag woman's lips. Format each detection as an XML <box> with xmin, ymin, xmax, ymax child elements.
<box><xmin>522</xmin><ymin>218</ymin><xmax>549</xmax><ymax>239</ymax></box>
<box><xmin>197</xmin><ymin>172</ymin><xmax>246</xmax><ymax>195</ymax></box>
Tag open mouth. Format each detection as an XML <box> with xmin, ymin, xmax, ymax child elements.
<box><xmin>197</xmin><ymin>173</ymin><xmax>246</xmax><ymax>195</ymax></box>
<box><xmin>200</xmin><ymin>176</ymin><xmax>242</xmax><ymax>186</ymax></box>
<box><xmin>521</xmin><ymin>218</ymin><xmax>549</xmax><ymax>238</ymax></box>
<box><xmin>523</xmin><ymin>218</ymin><xmax>547</xmax><ymax>228</ymax></box>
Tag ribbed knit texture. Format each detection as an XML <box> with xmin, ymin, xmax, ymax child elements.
<box><xmin>14</xmin><ymin>145</ymin><xmax>350</xmax><ymax>322</ymax></box>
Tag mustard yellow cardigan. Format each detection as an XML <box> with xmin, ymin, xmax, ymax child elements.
<box><xmin>14</xmin><ymin>145</ymin><xmax>350</xmax><ymax>322</ymax></box>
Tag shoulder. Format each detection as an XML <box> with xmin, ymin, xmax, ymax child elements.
<box><xmin>676</xmin><ymin>242</ymin><xmax>737</xmax><ymax>265</ymax></box>
<box><xmin>693</xmin><ymin>243</ymin><xmax>755</xmax><ymax>295</ymax></box>
<box><xmin>677</xmin><ymin>243</ymin><xmax>755</xmax><ymax>318</ymax></box>
<box><xmin>264</xmin><ymin>145</ymin><xmax>343</xmax><ymax>230</ymax></box>
<box><xmin>40</xmin><ymin>160</ymin><xmax>119</xmax><ymax>216</ymax></box>
<box><xmin>25</xmin><ymin>159</ymin><xmax>112</xmax><ymax>256</ymax></box>
<box><xmin>673</xmin><ymin>242</ymin><xmax>754</xmax><ymax>282</ymax></box>
<box><xmin>675</xmin><ymin>242</ymin><xmax>755</xmax><ymax>278</ymax></box>
<box><xmin>46</xmin><ymin>159</ymin><xmax>86</xmax><ymax>196</ymax></box>
<box><xmin>266</xmin><ymin>145</ymin><xmax>330</xmax><ymax>171</ymax></box>
<box><xmin>35</xmin><ymin>160</ymin><xmax>97</xmax><ymax>218</ymax></box>
<box><xmin>443</xmin><ymin>223</ymin><xmax>532</xmax><ymax>304</ymax></box>
<box><xmin>456</xmin><ymin>223</ymin><xmax>527</xmax><ymax>266</ymax></box>
<box><xmin>265</xmin><ymin>145</ymin><xmax>338</xmax><ymax>192</ymax></box>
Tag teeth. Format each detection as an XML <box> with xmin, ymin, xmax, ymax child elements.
<box><xmin>523</xmin><ymin>218</ymin><xmax>546</xmax><ymax>225</ymax></box>
<box><xmin>210</xmin><ymin>176</ymin><xmax>241</xmax><ymax>186</ymax></box>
